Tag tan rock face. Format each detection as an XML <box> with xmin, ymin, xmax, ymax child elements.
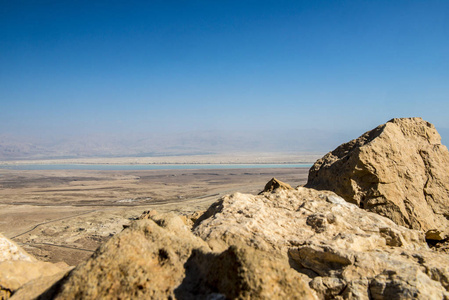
<box><xmin>1</xmin><ymin>234</ymin><xmax>35</xmax><ymax>299</ymax></box>
<box><xmin>0</xmin><ymin>234</ymin><xmax>69</xmax><ymax>300</ymax></box>
<box><xmin>0</xmin><ymin>261</ymin><xmax>65</xmax><ymax>298</ymax></box>
<box><xmin>41</xmin><ymin>213</ymin><xmax>210</xmax><ymax>299</ymax></box>
<box><xmin>24</xmin><ymin>185</ymin><xmax>449</xmax><ymax>299</ymax></box>
<box><xmin>195</xmin><ymin>189</ymin><xmax>426</xmax><ymax>254</ymax></box>
<box><xmin>9</xmin><ymin>271</ymin><xmax>68</xmax><ymax>300</ymax></box>
<box><xmin>40</xmin><ymin>212</ymin><xmax>316</xmax><ymax>299</ymax></box>
<box><xmin>193</xmin><ymin>188</ymin><xmax>449</xmax><ymax>299</ymax></box>
<box><xmin>306</xmin><ymin>118</ymin><xmax>449</xmax><ymax>239</ymax></box>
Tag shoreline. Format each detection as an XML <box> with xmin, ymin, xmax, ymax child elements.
<box><xmin>0</xmin><ymin>152</ymin><xmax>323</xmax><ymax>166</ymax></box>
<box><xmin>0</xmin><ymin>163</ymin><xmax>314</xmax><ymax>171</ymax></box>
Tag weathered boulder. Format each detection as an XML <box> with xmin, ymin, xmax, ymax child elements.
<box><xmin>193</xmin><ymin>188</ymin><xmax>449</xmax><ymax>299</ymax></box>
<box><xmin>39</xmin><ymin>213</ymin><xmax>211</xmax><ymax>299</ymax></box>
<box><xmin>39</xmin><ymin>212</ymin><xmax>316</xmax><ymax>299</ymax></box>
<box><xmin>10</xmin><ymin>271</ymin><xmax>68</xmax><ymax>300</ymax></box>
<box><xmin>0</xmin><ymin>234</ymin><xmax>69</xmax><ymax>300</ymax></box>
<box><xmin>306</xmin><ymin>118</ymin><xmax>449</xmax><ymax>240</ymax></box>
<box><xmin>0</xmin><ymin>261</ymin><xmax>66</xmax><ymax>300</ymax></box>
<box><xmin>194</xmin><ymin>189</ymin><xmax>425</xmax><ymax>254</ymax></box>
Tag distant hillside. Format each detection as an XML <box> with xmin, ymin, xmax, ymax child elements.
<box><xmin>3</xmin><ymin>127</ymin><xmax>446</xmax><ymax>161</ymax></box>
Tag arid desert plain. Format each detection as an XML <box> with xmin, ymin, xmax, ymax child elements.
<box><xmin>0</xmin><ymin>163</ymin><xmax>310</xmax><ymax>266</ymax></box>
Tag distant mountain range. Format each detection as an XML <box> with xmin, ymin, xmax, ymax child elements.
<box><xmin>1</xmin><ymin>128</ymin><xmax>447</xmax><ymax>161</ymax></box>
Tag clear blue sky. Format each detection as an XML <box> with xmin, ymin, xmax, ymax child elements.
<box><xmin>1</xmin><ymin>0</ymin><xmax>448</xmax><ymax>139</ymax></box>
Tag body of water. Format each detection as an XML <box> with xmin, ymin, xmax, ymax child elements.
<box><xmin>0</xmin><ymin>164</ymin><xmax>313</xmax><ymax>171</ymax></box>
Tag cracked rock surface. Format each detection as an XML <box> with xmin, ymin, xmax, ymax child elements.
<box><xmin>194</xmin><ymin>188</ymin><xmax>449</xmax><ymax>299</ymax></box>
<box><xmin>14</xmin><ymin>188</ymin><xmax>449</xmax><ymax>299</ymax></box>
<box><xmin>0</xmin><ymin>234</ymin><xmax>69</xmax><ymax>300</ymax></box>
<box><xmin>306</xmin><ymin>117</ymin><xmax>449</xmax><ymax>240</ymax></box>
<box><xmin>36</xmin><ymin>212</ymin><xmax>315</xmax><ymax>299</ymax></box>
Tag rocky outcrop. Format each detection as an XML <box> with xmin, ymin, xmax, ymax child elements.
<box><xmin>37</xmin><ymin>212</ymin><xmax>316</xmax><ymax>299</ymax></box>
<box><xmin>1</xmin><ymin>261</ymin><xmax>67</xmax><ymax>300</ymax></box>
<box><xmin>194</xmin><ymin>189</ymin><xmax>426</xmax><ymax>254</ymax></box>
<box><xmin>194</xmin><ymin>188</ymin><xmax>449</xmax><ymax>299</ymax></box>
<box><xmin>9</xmin><ymin>271</ymin><xmax>68</xmax><ymax>300</ymax></box>
<box><xmin>38</xmin><ymin>213</ymin><xmax>211</xmax><ymax>299</ymax></box>
<box><xmin>0</xmin><ymin>234</ymin><xmax>69</xmax><ymax>300</ymax></box>
<box><xmin>306</xmin><ymin>118</ymin><xmax>449</xmax><ymax>240</ymax></box>
<box><xmin>30</xmin><ymin>186</ymin><xmax>449</xmax><ymax>299</ymax></box>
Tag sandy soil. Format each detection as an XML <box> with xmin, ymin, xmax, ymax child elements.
<box><xmin>0</xmin><ymin>167</ymin><xmax>309</xmax><ymax>265</ymax></box>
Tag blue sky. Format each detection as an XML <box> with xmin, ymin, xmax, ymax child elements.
<box><xmin>1</xmin><ymin>1</ymin><xmax>448</xmax><ymax>144</ymax></box>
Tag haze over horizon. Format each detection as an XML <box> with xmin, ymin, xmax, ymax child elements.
<box><xmin>1</xmin><ymin>1</ymin><xmax>448</xmax><ymax>159</ymax></box>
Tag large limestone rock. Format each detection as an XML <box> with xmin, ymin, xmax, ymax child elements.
<box><xmin>0</xmin><ymin>234</ymin><xmax>69</xmax><ymax>300</ymax></box>
<box><xmin>38</xmin><ymin>212</ymin><xmax>315</xmax><ymax>299</ymax></box>
<box><xmin>39</xmin><ymin>213</ymin><xmax>211</xmax><ymax>299</ymax></box>
<box><xmin>306</xmin><ymin>118</ymin><xmax>449</xmax><ymax>240</ymax></box>
<box><xmin>1</xmin><ymin>261</ymin><xmax>66</xmax><ymax>300</ymax></box>
<box><xmin>193</xmin><ymin>188</ymin><xmax>449</xmax><ymax>299</ymax></box>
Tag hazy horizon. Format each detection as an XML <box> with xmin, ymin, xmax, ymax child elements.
<box><xmin>0</xmin><ymin>127</ymin><xmax>355</xmax><ymax>160</ymax></box>
<box><xmin>1</xmin><ymin>1</ymin><xmax>448</xmax><ymax>159</ymax></box>
<box><xmin>1</xmin><ymin>124</ymin><xmax>449</xmax><ymax>161</ymax></box>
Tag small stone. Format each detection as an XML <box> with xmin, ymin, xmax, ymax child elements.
<box><xmin>259</xmin><ymin>177</ymin><xmax>293</xmax><ymax>194</ymax></box>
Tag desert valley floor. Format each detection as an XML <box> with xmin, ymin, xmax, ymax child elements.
<box><xmin>0</xmin><ymin>167</ymin><xmax>308</xmax><ymax>265</ymax></box>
